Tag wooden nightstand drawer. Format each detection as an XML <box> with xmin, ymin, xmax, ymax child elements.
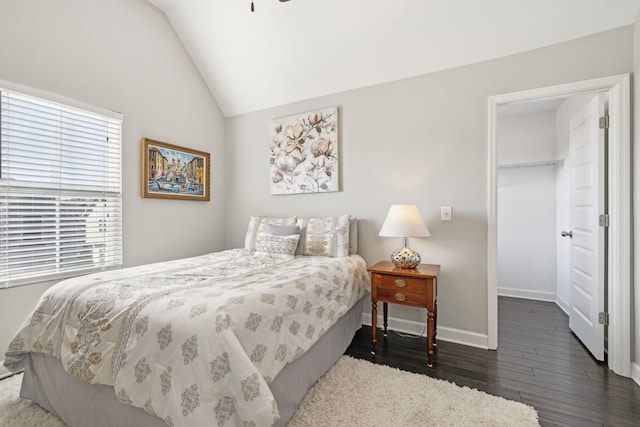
<box><xmin>376</xmin><ymin>287</ymin><xmax>427</xmax><ymax>307</ymax></box>
<box><xmin>374</xmin><ymin>274</ymin><xmax>427</xmax><ymax>294</ymax></box>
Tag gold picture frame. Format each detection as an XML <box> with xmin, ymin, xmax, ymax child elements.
<box><xmin>141</xmin><ymin>138</ymin><xmax>210</xmax><ymax>201</ymax></box>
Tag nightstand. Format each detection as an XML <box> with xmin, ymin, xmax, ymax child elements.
<box><xmin>368</xmin><ymin>260</ymin><xmax>440</xmax><ymax>367</ymax></box>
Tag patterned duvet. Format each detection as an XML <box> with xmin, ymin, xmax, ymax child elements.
<box><xmin>5</xmin><ymin>249</ymin><xmax>370</xmax><ymax>426</ymax></box>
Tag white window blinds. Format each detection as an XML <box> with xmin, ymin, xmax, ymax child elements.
<box><xmin>0</xmin><ymin>87</ymin><xmax>122</xmax><ymax>288</ymax></box>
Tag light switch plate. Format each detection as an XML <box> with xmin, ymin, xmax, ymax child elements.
<box><xmin>441</xmin><ymin>206</ymin><xmax>452</xmax><ymax>221</ymax></box>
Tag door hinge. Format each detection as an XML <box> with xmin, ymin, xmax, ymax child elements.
<box><xmin>599</xmin><ymin>214</ymin><xmax>609</xmax><ymax>227</ymax></box>
<box><xmin>599</xmin><ymin>115</ymin><xmax>609</xmax><ymax>129</ymax></box>
<box><xmin>598</xmin><ymin>312</ymin><xmax>609</xmax><ymax>326</ymax></box>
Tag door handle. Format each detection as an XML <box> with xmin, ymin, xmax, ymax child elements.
<box><xmin>561</xmin><ymin>231</ymin><xmax>573</xmax><ymax>238</ymax></box>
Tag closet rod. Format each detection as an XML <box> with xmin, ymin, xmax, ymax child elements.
<box><xmin>498</xmin><ymin>159</ymin><xmax>564</xmax><ymax>169</ymax></box>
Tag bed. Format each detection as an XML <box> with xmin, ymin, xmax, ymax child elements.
<box><xmin>4</xmin><ymin>215</ymin><xmax>369</xmax><ymax>427</ymax></box>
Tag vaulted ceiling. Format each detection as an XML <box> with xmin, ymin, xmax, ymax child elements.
<box><xmin>148</xmin><ymin>0</ymin><xmax>640</xmax><ymax>117</ymax></box>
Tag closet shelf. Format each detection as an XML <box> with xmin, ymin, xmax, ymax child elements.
<box><xmin>498</xmin><ymin>159</ymin><xmax>564</xmax><ymax>169</ymax></box>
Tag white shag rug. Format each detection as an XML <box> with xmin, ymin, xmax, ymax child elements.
<box><xmin>0</xmin><ymin>356</ymin><xmax>539</xmax><ymax>427</ymax></box>
<box><xmin>289</xmin><ymin>356</ymin><xmax>539</xmax><ymax>426</ymax></box>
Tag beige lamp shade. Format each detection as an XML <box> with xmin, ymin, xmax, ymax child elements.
<box><xmin>379</xmin><ymin>204</ymin><xmax>430</xmax><ymax>238</ymax></box>
<box><xmin>379</xmin><ymin>204</ymin><xmax>429</xmax><ymax>268</ymax></box>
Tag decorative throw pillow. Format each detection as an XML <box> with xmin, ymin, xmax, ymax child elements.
<box><xmin>349</xmin><ymin>217</ymin><xmax>358</xmax><ymax>255</ymax></box>
<box><xmin>245</xmin><ymin>216</ymin><xmax>297</xmax><ymax>252</ymax></box>
<box><xmin>255</xmin><ymin>233</ymin><xmax>300</xmax><ymax>260</ymax></box>
<box><xmin>297</xmin><ymin>214</ymin><xmax>350</xmax><ymax>257</ymax></box>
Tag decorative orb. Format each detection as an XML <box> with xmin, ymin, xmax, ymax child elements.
<box><xmin>390</xmin><ymin>247</ymin><xmax>421</xmax><ymax>269</ymax></box>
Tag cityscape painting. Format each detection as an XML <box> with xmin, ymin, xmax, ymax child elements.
<box><xmin>141</xmin><ymin>138</ymin><xmax>210</xmax><ymax>201</ymax></box>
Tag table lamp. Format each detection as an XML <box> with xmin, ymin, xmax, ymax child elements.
<box><xmin>379</xmin><ymin>204</ymin><xmax>430</xmax><ymax>269</ymax></box>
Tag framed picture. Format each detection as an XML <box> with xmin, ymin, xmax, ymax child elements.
<box><xmin>141</xmin><ymin>138</ymin><xmax>210</xmax><ymax>201</ymax></box>
<box><xmin>270</xmin><ymin>106</ymin><xmax>339</xmax><ymax>195</ymax></box>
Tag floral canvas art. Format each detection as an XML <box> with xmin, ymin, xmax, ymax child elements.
<box><xmin>270</xmin><ymin>106</ymin><xmax>339</xmax><ymax>194</ymax></box>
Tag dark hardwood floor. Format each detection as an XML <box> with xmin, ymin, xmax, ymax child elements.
<box><xmin>344</xmin><ymin>296</ymin><xmax>640</xmax><ymax>427</ymax></box>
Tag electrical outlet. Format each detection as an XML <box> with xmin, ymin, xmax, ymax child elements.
<box><xmin>441</xmin><ymin>206</ymin><xmax>452</xmax><ymax>221</ymax></box>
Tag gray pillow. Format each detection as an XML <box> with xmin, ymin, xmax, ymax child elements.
<box><xmin>267</xmin><ymin>224</ymin><xmax>301</xmax><ymax>236</ymax></box>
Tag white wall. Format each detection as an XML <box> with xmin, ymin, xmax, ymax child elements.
<box><xmin>225</xmin><ymin>26</ymin><xmax>633</xmax><ymax>347</ymax></box>
<box><xmin>496</xmin><ymin>112</ymin><xmax>557</xmax><ymax>301</ymax></box>
<box><xmin>554</xmin><ymin>94</ymin><xmax>597</xmax><ymax>313</ymax></box>
<box><xmin>0</xmin><ymin>0</ymin><xmax>225</xmax><ymax>376</ymax></box>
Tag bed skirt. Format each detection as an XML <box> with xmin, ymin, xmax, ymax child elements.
<box><xmin>20</xmin><ymin>297</ymin><xmax>365</xmax><ymax>427</ymax></box>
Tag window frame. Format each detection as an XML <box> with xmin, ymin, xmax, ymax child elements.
<box><xmin>0</xmin><ymin>79</ymin><xmax>123</xmax><ymax>288</ymax></box>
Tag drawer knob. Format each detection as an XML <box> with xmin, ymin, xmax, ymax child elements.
<box><xmin>394</xmin><ymin>279</ymin><xmax>407</xmax><ymax>288</ymax></box>
<box><xmin>394</xmin><ymin>293</ymin><xmax>407</xmax><ymax>302</ymax></box>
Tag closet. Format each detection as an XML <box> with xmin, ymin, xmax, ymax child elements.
<box><xmin>496</xmin><ymin>94</ymin><xmax>595</xmax><ymax>312</ymax></box>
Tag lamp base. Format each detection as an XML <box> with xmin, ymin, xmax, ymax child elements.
<box><xmin>390</xmin><ymin>247</ymin><xmax>421</xmax><ymax>269</ymax></box>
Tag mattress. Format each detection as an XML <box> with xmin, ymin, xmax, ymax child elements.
<box><xmin>5</xmin><ymin>249</ymin><xmax>370</xmax><ymax>426</ymax></box>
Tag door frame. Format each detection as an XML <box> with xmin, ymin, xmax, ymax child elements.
<box><xmin>487</xmin><ymin>74</ymin><xmax>631</xmax><ymax>377</ymax></box>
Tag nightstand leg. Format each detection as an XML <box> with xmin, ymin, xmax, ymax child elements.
<box><xmin>371</xmin><ymin>300</ymin><xmax>377</xmax><ymax>355</ymax></box>
<box><xmin>433</xmin><ymin>298</ymin><xmax>438</xmax><ymax>347</ymax></box>
<box><xmin>427</xmin><ymin>309</ymin><xmax>435</xmax><ymax>367</ymax></box>
<box><xmin>383</xmin><ymin>302</ymin><xmax>388</xmax><ymax>337</ymax></box>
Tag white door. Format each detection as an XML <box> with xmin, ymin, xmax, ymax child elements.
<box><xmin>567</xmin><ymin>94</ymin><xmax>606</xmax><ymax>361</ymax></box>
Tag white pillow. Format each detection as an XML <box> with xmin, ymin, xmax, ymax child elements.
<box><xmin>297</xmin><ymin>214</ymin><xmax>350</xmax><ymax>257</ymax></box>
<box><xmin>255</xmin><ymin>233</ymin><xmax>300</xmax><ymax>260</ymax></box>
<box><xmin>245</xmin><ymin>216</ymin><xmax>297</xmax><ymax>251</ymax></box>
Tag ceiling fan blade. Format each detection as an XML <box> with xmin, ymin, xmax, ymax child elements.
<box><xmin>279</xmin><ymin>0</ymin><xmax>290</xmax><ymax>2</ymax></box>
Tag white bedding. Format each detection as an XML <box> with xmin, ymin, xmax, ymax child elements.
<box><xmin>5</xmin><ymin>249</ymin><xmax>370</xmax><ymax>427</ymax></box>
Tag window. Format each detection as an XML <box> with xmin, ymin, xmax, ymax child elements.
<box><xmin>0</xmin><ymin>84</ymin><xmax>122</xmax><ymax>288</ymax></box>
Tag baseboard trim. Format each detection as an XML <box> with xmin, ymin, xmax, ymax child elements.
<box><xmin>632</xmin><ymin>362</ymin><xmax>640</xmax><ymax>387</ymax></box>
<box><xmin>0</xmin><ymin>361</ymin><xmax>11</xmax><ymax>380</ymax></box>
<box><xmin>361</xmin><ymin>313</ymin><xmax>488</xmax><ymax>350</ymax></box>
<box><xmin>555</xmin><ymin>295</ymin><xmax>570</xmax><ymax>315</ymax></box>
<box><xmin>497</xmin><ymin>288</ymin><xmax>556</xmax><ymax>302</ymax></box>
